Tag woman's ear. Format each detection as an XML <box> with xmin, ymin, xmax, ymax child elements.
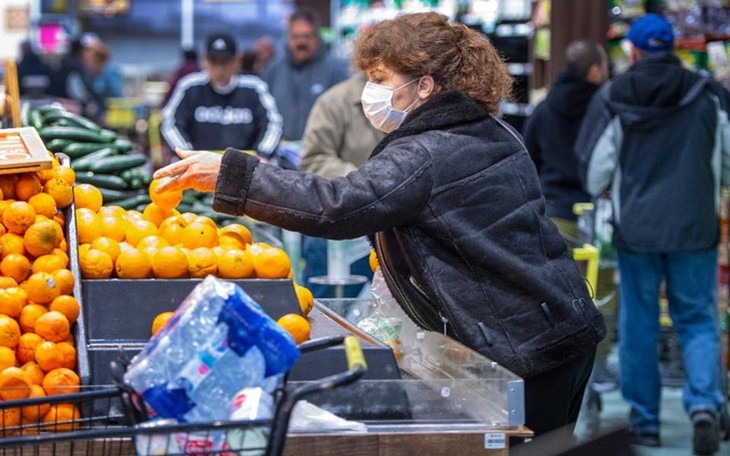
<box><xmin>418</xmin><ymin>75</ymin><xmax>435</xmax><ymax>99</ymax></box>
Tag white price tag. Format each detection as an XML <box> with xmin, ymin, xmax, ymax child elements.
<box><xmin>484</xmin><ymin>432</ymin><xmax>506</xmax><ymax>449</ymax></box>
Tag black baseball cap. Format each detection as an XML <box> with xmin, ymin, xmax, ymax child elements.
<box><xmin>206</xmin><ymin>33</ymin><xmax>237</xmax><ymax>61</ymax></box>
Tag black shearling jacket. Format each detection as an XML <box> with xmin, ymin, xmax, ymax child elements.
<box><xmin>213</xmin><ymin>91</ymin><xmax>605</xmax><ymax>378</ymax></box>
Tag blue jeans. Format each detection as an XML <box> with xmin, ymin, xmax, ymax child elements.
<box><xmin>301</xmin><ymin>236</ymin><xmax>373</xmax><ymax>299</ymax></box>
<box><xmin>617</xmin><ymin>249</ymin><xmax>724</xmax><ymax>434</ymax></box>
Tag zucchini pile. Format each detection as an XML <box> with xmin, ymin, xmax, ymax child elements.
<box><xmin>23</xmin><ymin>103</ymin><xmax>154</xmax><ymax>210</ymax></box>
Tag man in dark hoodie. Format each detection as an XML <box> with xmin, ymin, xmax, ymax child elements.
<box><xmin>523</xmin><ymin>40</ymin><xmax>609</xmax><ymax>236</ymax></box>
<box><xmin>261</xmin><ymin>9</ymin><xmax>349</xmax><ymax>142</ymax></box>
<box><xmin>576</xmin><ymin>14</ymin><xmax>730</xmax><ymax>454</ymax></box>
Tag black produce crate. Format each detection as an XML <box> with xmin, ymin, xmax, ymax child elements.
<box><xmin>82</xmin><ymin>278</ymin><xmax>302</xmax><ymax>341</ymax></box>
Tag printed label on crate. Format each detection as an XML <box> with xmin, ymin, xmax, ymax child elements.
<box><xmin>484</xmin><ymin>432</ymin><xmax>506</xmax><ymax>449</ymax></box>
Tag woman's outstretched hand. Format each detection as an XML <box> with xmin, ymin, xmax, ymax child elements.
<box><xmin>153</xmin><ymin>147</ymin><xmax>222</xmax><ymax>193</ymax></box>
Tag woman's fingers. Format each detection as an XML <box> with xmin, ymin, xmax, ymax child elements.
<box><xmin>154</xmin><ymin>173</ymin><xmax>187</xmax><ymax>193</ymax></box>
<box><xmin>153</xmin><ymin>157</ymin><xmax>196</xmax><ymax>179</ymax></box>
<box><xmin>175</xmin><ymin>147</ymin><xmax>206</xmax><ymax>159</ymax></box>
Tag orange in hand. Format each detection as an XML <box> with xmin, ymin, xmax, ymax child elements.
<box><xmin>149</xmin><ymin>179</ymin><xmax>183</xmax><ymax>211</ymax></box>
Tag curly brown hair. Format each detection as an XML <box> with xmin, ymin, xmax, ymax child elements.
<box><xmin>354</xmin><ymin>13</ymin><xmax>512</xmax><ymax>114</ymax></box>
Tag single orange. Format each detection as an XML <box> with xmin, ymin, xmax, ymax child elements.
<box><xmin>0</xmin><ymin>367</ymin><xmax>32</xmax><ymax>400</ymax></box>
<box><xmin>21</xmin><ymin>384</ymin><xmax>50</xmax><ymax>421</ymax></box>
<box><xmin>0</xmin><ymin>407</ymin><xmax>21</xmax><ymax>431</ymax></box>
<box><xmin>0</xmin><ymin>176</ymin><xmax>18</xmax><ymax>200</ymax></box>
<box><xmin>17</xmin><ymin>333</ymin><xmax>42</xmax><ymax>364</ymax></box>
<box><xmin>99</xmin><ymin>215</ymin><xmax>127</xmax><ymax>242</ymax></box>
<box><xmin>33</xmin><ymin>311</ymin><xmax>70</xmax><ymax>344</ymax></box>
<box><xmin>75</xmin><ymin>210</ymin><xmax>103</xmax><ymax>244</ymax></box>
<box><xmin>24</xmin><ymin>220</ymin><xmax>59</xmax><ymax>258</ymax></box>
<box><xmin>57</xmin><ymin>342</ymin><xmax>76</xmax><ymax>370</ymax></box>
<box><xmin>0</xmin><ymin>233</ymin><xmax>26</xmax><ymax>258</ymax></box>
<box><xmin>251</xmin><ymin>247</ymin><xmax>291</xmax><ymax>279</ymax></box>
<box><xmin>0</xmin><ymin>287</ymin><xmax>27</xmax><ymax>318</ymax></box>
<box><xmin>98</xmin><ymin>205</ymin><xmax>126</xmax><ymax>218</ymax></box>
<box><xmin>142</xmin><ymin>203</ymin><xmax>178</xmax><ymax>228</ymax></box>
<box><xmin>0</xmin><ymin>277</ymin><xmax>18</xmax><ymax>289</ymax></box>
<box><xmin>28</xmin><ymin>193</ymin><xmax>57</xmax><ymax>219</ymax></box>
<box><xmin>294</xmin><ymin>284</ymin><xmax>314</xmax><ymax>316</ymax></box>
<box><xmin>42</xmin><ymin>367</ymin><xmax>79</xmax><ymax>396</ymax></box>
<box><xmin>35</xmin><ymin>342</ymin><xmax>64</xmax><ymax>372</ymax></box>
<box><xmin>43</xmin><ymin>178</ymin><xmax>73</xmax><ymax>209</ymax></box>
<box><xmin>73</xmin><ymin>184</ymin><xmax>103</xmax><ymax>212</ymax></box>
<box><xmin>90</xmin><ymin>237</ymin><xmax>121</xmax><ymax>263</ymax></box>
<box><xmin>49</xmin><ymin>296</ymin><xmax>80</xmax><ymax>325</ymax></box>
<box><xmin>79</xmin><ymin>248</ymin><xmax>113</xmax><ymax>279</ymax></box>
<box><xmin>151</xmin><ymin>312</ymin><xmax>174</xmax><ymax>336</ymax></box>
<box><xmin>219</xmin><ymin>224</ymin><xmax>253</xmax><ymax>246</ymax></box>
<box><xmin>19</xmin><ymin>305</ymin><xmax>47</xmax><ymax>334</ymax></box>
<box><xmin>180</xmin><ymin>212</ymin><xmax>198</xmax><ymax>224</ymax></box>
<box><xmin>186</xmin><ymin>247</ymin><xmax>218</xmax><ymax>278</ymax></box>
<box><xmin>115</xmin><ymin>249</ymin><xmax>152</xmax><ymax>279</ymax></box>
<box><xmin>0</xmin><ymin>255</ymin><xmax>29</xmax><ymax>284</ymax></box>
<box><xmin>54</xmin><ymin>166</ymin><xmax>75</xmax><ymax>186</ymax></box>
<box><xmin>25</xmin><ymin>272</ymin><xmax>61</xmax><ymax>305</ymax></box>
<box><xmin>0</xmin><ymin>346</ymin><xmax>16</xmax><ymax>371</ymax></box>
<box><xmin>125</xmin><ymin>219</ymin><xmax>158</xmax><ymax>247</ymax></box>
<box><xmin>276</xmin><ymin>314</ymin><xmax>311</xmax><ymax>345</ymax></box>
<box><xmin>20</xmin><ymin>361</ymin><xmax>44</xmax><ymax>386</ymax></box>
<box><xmin>136</xmin><ymin>235</ymin><xmax>168</xmax><ymax>252</ymax></box>
<box><xmin>0</xmin><ymin>315</ymin><xmax>21</xmax><ymax>349</ymax></box>
<box><xmin>14</xmin><ymin>174</ymin><xmax>42</xmax><ymax>202</ymax></box>
<box><xmin>31</xmin><ymin>254</ymin><xmax>65</xmax><ymax>274</ymax></box>
<box><xmin>3</xmin><ymin>201</ymin><xmax>36</xmax><ymax>234</ymax></box>
<box><xmin>149</xmin><ymin>179</ymin><xmax>183</xmax><ymax>211</ymax></box>
<box><xmin>217</xmin><ymin>249</ymin><xmax>254</xmax><ymax>279</ymax></box>
<box><xmin>42</xmin><ymin>403</ymin><xmax>80</xmax><ymax>431</ymax></box>
<box><xmin>151</xmin><ymin>246</ymin><xmax>188</xmax><ymax>278</ymax></box>
<box><xmin>52</xmin><ymin>248</ymin><xmax>69</xmax><ymax>268</ymax></box>
<box><xmin>159</xmin><ymin>219</ymin><xmax>186</xmax><ymax>246</ymax></box>
<box><xmin>52</xmin><ymin>269</ymin><xmax>75</xmax><ymax>296</ymax></box>
<box><xmin>180</xmin><ymin>221</ymin><xmax>218</xmax><ymax>249</ymax></box>
<box><xmin>124</xmin><ymin>210</ymin><xmax>144</xmax><ymax>222</ymax></box>
<box><xmin>369</xmin><ymin>250</ymin><xmax>379</xmax><ymax>272</ymax></box>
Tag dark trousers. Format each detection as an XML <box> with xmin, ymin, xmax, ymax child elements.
<box><xmin>524</xmin><ymin>348</ymin><xmax>596</xmax><ymax>441</ymax></box>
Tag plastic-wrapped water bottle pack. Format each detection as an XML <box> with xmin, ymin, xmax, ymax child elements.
<box><xmin>124</xmin><ymin>276</ymin><xmax>300</xmax><ymax>423</ymax></box>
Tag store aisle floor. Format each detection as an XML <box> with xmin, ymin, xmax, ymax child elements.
<box><xmin>596</xmin><ymin>387</ymin><xmax>730</xmax><ymax>455</ymax></box>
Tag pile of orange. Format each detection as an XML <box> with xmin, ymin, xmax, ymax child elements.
<box><xmin>0</xmin><ymin>156</ymin><xmax>82</xmax><ymax>432</ymax></box>
<box><xmin>78</xmin><ymin>179</ymin><xmax>315</xmax><ymax>315</ymax></box>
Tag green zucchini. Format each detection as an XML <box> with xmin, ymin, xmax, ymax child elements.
<box><xmin>100</xmin><ymin>188</ymin><xmax>129</xmax><ymax>203</ymax></box>
<box><xmin>46</xmin><ymin>139</ymin><xmax>74</xmax><ymax>153</ymax></box>
<box><xmin>120</xmin><ymin>166</ymin><xmax>148</xmax><ymax>182</ymax></box>
<box><xmin>112</xmin><ymin>195</ymin><xmax>146</xmax><ymax>210</ymax></box>
<box><xmin>63</xmin><ymin>142</ymin><xmax>109</xmax><ymax>158</ymax></box>
<box><xmin>35</xmin><ymin>104</ymin><xmax>65</xmax><ymax>115</ymax></box>
<box><xmin>41</xmin><ymin>111</ymin><xmax>101</xmax><ymax>132</ymax></box>
<box><xmin>177</xmin><ymin>203</ymin><xmax>194</xmax><ymax>213</ymax></box>
<box><xmin>74</xmin><ymin>172</ymin><xmax>128</xmax><ymax>191</ymax></box>
<box><xmin>39</xmin><ymin>126</ymin><xmax>109</xmax><ymax>143</ymax></box>
<box><xmin>50</xmin><ymin>119</ymin><xmax>77</xmax><ymax>128</ymax></box>
<box><xmin>89</xmin><ymin>154</ymin><xmax>147</xmax><ymax>174</ymax></box>
<box><xmin>181</xmin><ymin>193</ymin><xmax>198</xmax><ymax>206</ymax></box>
<box><xmin>113</xmin><ymin>139</ymin><xmax>134</xmax><ymax>153</ymax></box>
<box><xmin>30</xmin><ymin>110</ymin><xmax>44</xmax><ymax>130</ymax></box>
<box><xmin>128</xmin><ymin>177</ymin><xmax>144</xmax><ymax>190</ymax></box>
<box><xmin>70</xmin><ymin>148</ymin><xmax>117</xmax><ymax>172</ymax></box>
<box><xmin>99</xmin><ymin>129</ymin><xmax>118</xmax><ymax>143</ymax></box>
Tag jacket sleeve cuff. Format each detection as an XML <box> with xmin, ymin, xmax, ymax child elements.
<box><xmin>213</xmin><ymin>148</ymin><xmax>260</xmax><ymax>216</ymax></box>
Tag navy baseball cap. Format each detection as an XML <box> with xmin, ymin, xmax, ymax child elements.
<box><xmin>206</xmin><ymin>33</ymin><xmax>237</xmax><ymax>60</ymax></box>
<box><xmin>627</xmin><ymin>14</ymin><xmax>674</xmax><ymax>52</ymax></box>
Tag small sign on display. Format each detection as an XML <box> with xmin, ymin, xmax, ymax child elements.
<box><xmin>0</xmin><ymin>128</ymin><xmax>52</xmax><ymax>174</ymax></box>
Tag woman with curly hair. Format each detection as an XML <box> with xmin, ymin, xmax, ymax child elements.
<box><xmin>154</xmin><ymin>12</ymin><xmax>605</xmax><ymax>441</ymax></box>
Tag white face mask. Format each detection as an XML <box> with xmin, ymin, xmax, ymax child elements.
<box><xmin>361</xmin><ymin>79</ymin><xmax>421</xmax><ymax>133</ymax></box>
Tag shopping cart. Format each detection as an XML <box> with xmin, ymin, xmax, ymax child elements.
<box><xmin>0</xmin><ymin>335</ymin><xmax>367</xmax><ymax>456</ymax></box>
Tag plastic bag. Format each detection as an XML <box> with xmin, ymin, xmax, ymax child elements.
<box><xmin>289</xmin><ymin>401</ymin><xmax>366</xmax><ymax>433</ymax></box>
